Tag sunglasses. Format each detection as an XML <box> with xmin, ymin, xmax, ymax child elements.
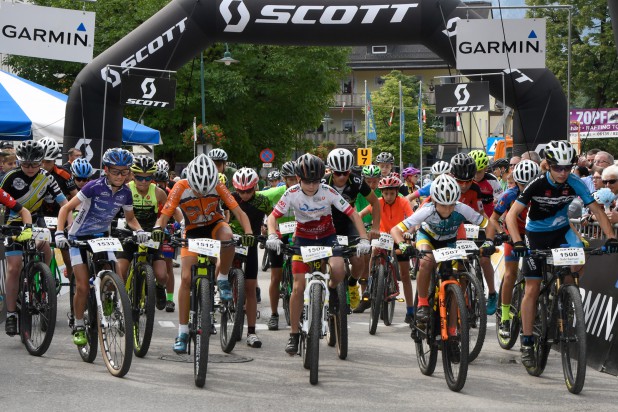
<box><xmin>74</xmin><ymin>177</ymin><xmax>90</xmax><ymax>183</ymax></box>
<box><xmin>21</xmin><ymin>162</ymin><xmax>41</xmax><ymax>169</ymax></box>
<box><xmin>134</xmin><ymin>175</ymin><xmax>154</xmax><ymax>182</ymax></box>
<box><xmin>302</xmin><ymin>179</ymin><xmax>321</xmax><ymax>185</ymax></box>
<box><xmin>108</xmin><ymin>168</ymin><xmax>130</xmax><ymax>177</ymax></box>
<box><xmin>603</xmin><ymin>179</ymin><xmax>618</xmax><ymax>185</ymax></box>
<box><xmin>236</xmin><ymin>188</ymin><xmax>255</xmax><ymax>194</ymax></box>
<box><xmin>456</xmin><ymin>178</ymin><xmax>473</xmax><ymax>184</ymax></box>
<box><xmin>334</xmin><ymin>171</ymin><xmax>350</xmax><ymax>177</ymax></box>
<box><xmin>550</xmin><ymin>165</ymin><xmax>570</xmax><ymax>173</ymax></box>
<box><xmin>509</xmin><ymin>164</ymin><xmax>517</xmax><ymax>168</ymax></box>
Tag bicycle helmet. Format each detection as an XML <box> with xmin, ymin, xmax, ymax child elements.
<box><xmin>375</xmin><ymin>152</ymin><xmax>395</xmax><ymax>164</ymax></box>
<box><xmin>71</xmin><ymin>158</ymin><xmax>94</xmax><ymax>178</ymax></box>
<box><xmin>450</xmin><ymin>153</ymin><xmax>476</xmax><ymax>180</ymax></box>
<box><xmin>295</xmin><ymin>154</ymin><xmax>325</xmax><ymax>181</ymax></box>
<box><xmin>156</xmin><ymin>159</ymin><xmax>169</xmax><ymax>172</ymax></box>
<box><xmin>16</xmin><ymin>140</ymin><xmax>44</xmax><ymax>162</ymax></box>
<box><xmin>327</xmin><ymin>148</ymin><xmax>354</xmax><ymax>172</ymax></box>
<box><xmin>267</xmin><ymin>170</ymin><xmax>281</xmax><ymax>181</ymax></box>
<box><xmin>218</xmin><ymin>172</ymin><xmax>228</xmax><ymax>185</ymax></box>
<box><xmin>153</xmin><ymin>170</ymin><xmax>169</xmax><ymax>182</ymax></box>
<box><xmin>131</xmin><ymin>155</ymin><xmax>157</xmax><ymax>174</ymax></box>
<box><xmin>180</xmin><ymin>168</ymin><xmax>187</xmax><ymax>179</ymax></box>
<box><xmin>544</xmin><ymin>140</ymin><xmax>576</xmax><ymax>166</ymax></box>
<box><xmin>362</xmin><ymin>165</ymin><xmax>381</xmax><ymax>178</ymax></box>
<box><xmin>38</xmin><ymin>136</ymin><xmax>61</xmax><ymax>161</ymax></box>
<box><xmin>233</xmin><ymin>167</ymin><xmax>259</xmax><ymax>190</ymax></box>
<box><xmin>186</xmin><ymin>154</ymin><xmax>218</xmax><ymax>195</ymax></box>
<box><xmin>491</xmin><ymin>158</ymin><xmax>509</xmax><ymax>170</ymax></box>
<box><xmin>102</xmin><ymin>148</ymin><xmax>134</xmax><ymax>167</ymax></box>
<box><xmin>378</xmin><ymin>175</ymin><xmax>402</xmax><ymax>189</ymax></box>
<box><xmin>593</xmin><ymin>187</ymin><xmax>615</xmax><ymax>206</ymax></box>
<box><xmin>469</xmin><ymin>150</ymin><xmax>490</xmax><ymax>171</ymax></box>
<box><xmin>391</xmin><ymin>172</ymin><xmax>401</xmax><ymax>180</ymax></box>
<box><xmin>207</xmin><ymin>148</ymin><xmax>228</xmax><ymax>161</ymax></box>
<box><xmin>401</xmin><ymin>167</ymin><xmax>421</xmax><ymax>178</ymax></box>
<box><xmin>281</xmin><ymin>161</ymin><xmax>296</xmax><ymax>177</ymax></box>
<box><xmin>512</xmin><ymin>160</ymin><xmax>540</xmax><ymax>185</ymax></box>
<box><xmin>430</xmin><ymin>161</ymin><xmax>451</xmax><ymax>176</ymax></box>
<box><xmin>227</xmin><ymin>161</ymin><xmax>237</xmax><ymax>170</ymax></box>
<box><xmin>430</xmin><ymin>174</ymin><xmax>461</xmax><ymax>205</ymax></box>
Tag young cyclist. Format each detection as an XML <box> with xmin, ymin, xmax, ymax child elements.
<box><xmin>376</xmin><ymin>151</ymin><xmax>409</xmax><ymax>196</ymax></box>
<box><xmin>491</xmin><ymin>158</ymin><xmax>510</xmax><ymax>191</ymax></box>
<box><xmin>406</xmin><ymin>160</ymin><xmax>451</xmax><ymax>205</ymax></box>
<box><xmin>359</xmin><ymin>176</ymin><xmax>415</xmax><ymax>323</ymax></box>
<box><xmin>55</xmin><ymin>148</ymin><xmax>148</xmax><ymax>346</ymax></box>
<box><xmin>151</xmin><ymin>154</ymin><xmax>254</xmax><ymax>354</ymax></box>
<box><xmin>71</xmin><ymin>158</ymin><xmax>95</xmax><ymax>190</ymax></box>
<box><xmin>229</xmin><ymin>168</ymin><xmax>273</xmax><ymax>347</ymax></box>
<box><xmin>265</xmin><ymin>154</ymin><xmax>371</xmax><ymax>354</ymax></box>
<box><xmin>267</xmin><ymin>170</ymin><xmax>283</xmax><ymax>188</ymax></box>
<box><xmin>401</xmin><ymin>166</ymin><xmax>421</xmax><ymax>193</ymax></box>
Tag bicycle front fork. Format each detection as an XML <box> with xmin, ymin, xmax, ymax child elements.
<box><xmin>302</xmin><ymin>272</ymin><xmax>330</xmax><ymax>336</ymax></box>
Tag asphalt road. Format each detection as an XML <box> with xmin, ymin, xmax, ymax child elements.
<box><xmin>0</xmin><ymin>250</ymin><xmax>616</xmax><ymax>411</ymax></box>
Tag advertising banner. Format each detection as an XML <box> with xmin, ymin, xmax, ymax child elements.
<box><xmin>569</xmin><ymin>108</ymin><xmax>618</xmax><ymax>139</ymax></box>
<box><xmin>120</xmin><ymin>73</ymin><xmax>176</xmax><ymax>109</ymax></box>
<box><xmin>435</xmin><ymin>82</ymin><xmax>490</xmax><ymax>115</ymax></box>
<box><xmin>457</xmin><ymin>19</ymin><xmax>546</xmax><ymax>70</ymax></box>
<box><xmin>0</xmin><ymin>0</ymin><xmax>95</xmax><ymax>63</ymax></box>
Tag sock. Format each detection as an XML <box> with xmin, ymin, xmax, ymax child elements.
<box><xmin>248</xmin><ymin>326</ymin><xmax>256</xmax><ymax>335</ymax></box>
<box><xmin>406</xmin><ymin>306</ymin><xmax>415</xmax><ymax>315</ymax></box>
<box><xmin>7</xmin><ymin>311</ymin><xmax>17</xmax><ymax>318</ymax></box>
<box><xmin>271</xmin><ymin>313</ymin><xmax>279</xmax><ymax>318</ymax></box>
<box><xmin>417</xmin><ymin>297</ymin><xmax>429</xmax><ymax>307</ymax></box>
<box><xmin>448</xmin><ymin>327</ymin><xmax>457</xmax><ymax>336</ymax></box>
<box><xmin>348</xmin><ymin>277</ymin><xmax>358</xmax><ymax>287</ymax></box>
<box><xmin>74</xmin><ymin>318</ymin><xmax>84</xmax><ymax>327</ymax></box>
<box><xmin>522</xmin><ymin>335</ymin><xmax>534</xmax><ymax>346</ymax></box>
<box><xmin>179</xmin><ymin>324</ymin><xmax>189</xmax><ymax>335</ymax></box>
<box><xmin>167</xmin><ymin>293</ymin><xmax>174</xmax><ymax>301</ymax></box>
<box><xmin>218</xmin><ymin>274</ymin><xmax>229</xmax><ymax>282</ymax></box>
<box><xmin>501</xmin><ymin>304</ymin><xmax>511</xmax><ymax>322</ymax></box>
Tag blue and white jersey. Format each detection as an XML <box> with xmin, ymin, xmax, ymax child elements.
<box><xmin>416</xmin><ymin>182</ymin><xmax>431</xmax><ymax>198</ymax></box>
<box><xmin>516</xmin><ymin>172</ymin><xmax>594</xmax><ymax>232</ymax></box>
<box><xmin>69</xmin><ymin>177</ymin><xmax>133</xmax><ymax>237</ymax></box>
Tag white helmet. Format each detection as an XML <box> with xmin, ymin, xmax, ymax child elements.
<box><xmin>430</xmin><ymin>174</ymin><xmax>461</xmax><ymax>205</ymax></box>
<box><xmin>233</xmin><ymin>167</ymin><xmax>259</xmax><ymax>190</ymax></box>
<box><xmin>327</xmin><ymin>148</ymin><xmax>354</xmax><ymax>172</ymax></box>
<box><xmin>156</xmin><ymin>159</ymin><xmax>169</xmax><ymax>172</ymax></box>
<box><xmin>207</xmin><ymin>148</ymin><xmax>228</xmax><ymax>161</ymax></box>
<box><xmin>544</xmin><ymin>140</ymin><xmax>576</xmax><ymax>166</ymax></box>
<box><xmin>186</xmin><ymin>154</ymin><xmax>219</xmax><ymax>195</ymax></box>
<box><xmin>431</xmin><ymin>161</ymin><xmax>451</xmax><ymax>176</ymax></box>
<box><xmin>512</xmin><ymin>160</ymin><xmax>540</xmax><ymax>185</ymax></box>
<box><xmin>39</xmin><ymin>136</ymin><xmax>60</xmax><ymax>161</ymax></box>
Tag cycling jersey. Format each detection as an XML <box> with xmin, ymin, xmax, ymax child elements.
<box><xmin>494</xmin><ymin>186</ymin><xmax>527</xmax><ymax>233</ymax></box>
<box><xmin>365</xmin><ymin>196</ymin><xmax>413</xmax><ymax>233</ymax></box>
<box><xmin>272</xmin><ymin>183</ymin><xmax>353</xmax><ymax>239</ymax></box>
<box><xmin>227</xmin><ymin>192</ymin><xmax>272</xmax><ymax>235</ymax></box>
<box><xmin>324</xmin><ymin>172</ymin><xmax>372</xmax><ymax>229</ymax></box>
<box><xmin>1</xmin><ymin>168</ymin><xmax>65</xmax><ymax>224</ymax></box>
<box><xmin>69</xmin><ymin>177</ymin><xmax>133</xmax><ymax>237</ymax></box>
<box><xmin>261</xmin><ymin>185</ymin><xmax>295</xmax><ymax>224</ymax></box>
<box><xmin>476</xmin><ymin>173</ymin><xmax>503</xmax><ymax>216</ymax></box>
<box><xmin>397</xmin><ymin>202</ymin><xmax>487</xmax><ymax>241</ymax></box>
<box><xmin>129</xmin><ymin>181</ymin><xmax>159</xmax><ymax>232</ymax></box>
<box><xmin>160</xmin><ymin>179</ymin><xmax>238</xmax><ymax>232</ymax></box>
<box><xmin>42</xmin><ymin>165</ymin><xmax>77</xmax><ymax>216</ymax></box>
<box><xmin>459</xmin><ymin>182</ymin><xmax>484</xmax><ymax>213</ymax></box>
<box><xmin>413</xmin><ymin>182</ymin><xmax>431</xmax><ymax>198</ymax></box>
<box><xmin>516</xmin><ymin>172</ymin><xmax>594</xmax><ymax>232</ymax></box>
<box><xmin>0</xmin><ymin>188</ymin><xmax>21</xmax><ymax>212</ymax></box>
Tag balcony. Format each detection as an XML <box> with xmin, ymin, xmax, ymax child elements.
<box><xmin>331</xmin><ymin>93</ymin><xmax>365</xmax><ymax>108</ymax></box>
<box><xmin>436</xmin><ymin>131</ymin><xmax>461</xmax><ymax>144</ymax></box>
<box><xmin>302</xmin><ymin>131</ymin><xmax>360</xmax><ymax>147</ymax></box>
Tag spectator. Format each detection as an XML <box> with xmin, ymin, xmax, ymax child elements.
<box><xmin>521</xmin><ymin>151</ymin><xmax>541</xmax><ymax>164</ymax></box>
<box><xmin>572</xmin><ymin>166</ymin><xmax>590</xmax><ymax>178</ymax></box>
<box><xmin>586</xmin><ymin>148</ymin><xmax>600</xmax><ymax>171</ymax></box>
<box><xmin>62</xmin><ymin>147</ymin><xmax>83</xmax><ymax>172</ymax></box>
<box><xmin>593</xmin><ymin>170</ymin><xmax>604</xmax><ymax>191</ymax></box>
<box><xmin>601</xmin><ymin>165</ymin><xmax>618</xmax><ymax>224</ymax></box>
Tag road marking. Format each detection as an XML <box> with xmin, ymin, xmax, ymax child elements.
<box><xmin>158</xmin><ymin>321</ymin><xmax>176</xmax><ymax>328</ymax></box>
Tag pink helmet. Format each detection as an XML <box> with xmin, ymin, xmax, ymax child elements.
<box><xmin>378</xmin><ymin>176</ymin><xmax>402</xmax><ymax>189</ymax></box>
<box><xmin>401</xmin><ymin>167</ymin><xmax>421</xmax><ymax>178</ymax></box>
<box><xmin>232</xmin><ymin>167</ymin><xmax>259</xmax><ymax>190</ymax></box>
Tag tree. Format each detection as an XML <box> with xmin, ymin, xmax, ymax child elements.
<box><xmin>526</xmin><ymin>0</ymin><xmax>617</xmax><ymax>108</ymax></box>
<box><xmin>365</xmin><ymin>71</ymin><xmax>438</xmax><ymax>168</ymax></box>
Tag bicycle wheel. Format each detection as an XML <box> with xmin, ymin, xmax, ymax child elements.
<box><xmin>559</xmin><ymin>284</ymin><xmax>587</xmax><ymax>394</ymax></box>
<box><xmin>194</xmin><ymin>278</ymin><xmax>212</xmax><ymax>388</ymax></box>
<box><xmin>97</xmin><ymin>271</ymin><xmax>133</xmax><ymax>378</ymax></box>
<box><xmin>308</xmin><ymin>283</ymin><xmax>323</xmax><ymax>385</ymax></box>
<box><xmin>128</xmin><ymin>263</ymin><xmax>155</xmax><ymax>358</ymax></box>
<box><xmin>526</xmin><ymin>295</ymin><xmax>550</xmax><ymax>377</ymax></box>
<box><xmin>334</xmin><ymin>281</ymin><xmax>348</xmax><ymax>360</ymax></box>
<box><xmin>261</xmin><ymin>250</ymin><xmax>270</xmax><ymax>271</ymax></box>
<box><xmin>460</xmin><ymin>271</ymin><xmax>486</xmax><ymax>363</ymax></box>
<box><xmin>220</xmin><ymin>268</ymin><xmax>246</xmax><ymax>353</ymax></box>
<box><xmin>412</xmin><ymin>290</ymin><xmax>438</xmax><ymax>376</ymax></box>
<box><xmin>282</xmin><ymin>263</ymin><xmax>292</xmax><ymax>326</ymax></box>
<box><xmin>78</xmin><ymin>286</ymin><xmax>98</xmax><ymax>363</ymax></box>
<box><xmin>442</xmin><ymin>283</ymin><xmax>469</xmax><ymax>392</ymax></box>
<box><xmin>381</xmin><ymin>261</ymin><xmax>396</xmax><ymax>326</ymax></box>
<box><xmin>496</xmin><ymin>277</ymin><xmax>523</xmax><ymax>350</ymax></box>
<box><xmin>369</xmin><ymin>263</ymin><xmax>385</xmax><ymax>335</ymax></box>
<box><xmin>20</xmin><ymin>262</ymin><xmax>57</xmax><ymax>356</ymax></box>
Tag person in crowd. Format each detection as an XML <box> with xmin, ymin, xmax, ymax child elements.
<box><xmin>521</xmin><ymin>151</ymin><xmax>542</xmax><ymax>164</ymax></box>
<box><xmin>491</xmin><ymin>158</ymin><xmax>510</xmax><ymax>191</ymax></box>
<box><xmin>61</xmin><ymin>147</ymin><xmax>83</xmax><ymax>172</ymax></box>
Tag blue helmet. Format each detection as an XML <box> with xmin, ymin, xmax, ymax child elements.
<box><xmin>102</xmin><ymin>148</ymin><xmax>133</xmax><ymax>167</ymax></box>
<box><xmin>71</xmin><ymin>158</ymin><xmax>94</xmax><ymax>178</ymax></box>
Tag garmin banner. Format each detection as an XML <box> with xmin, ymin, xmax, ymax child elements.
<box><xmin>435</xmin><ymin>82</ymin><xmax>489</xmax><ymax>115</ymax></box>
<box><xmin>64</xmin><ymin>0</ymin><xmax>568</xmax><ymax>161</ymax></box>
<box><xmin>0</xmin><ymin>0</ymin><xmax>95</xmax><ymax>63</ymax></box>
<box><xmin>120</xmin><ymin>72</ymin><xmax>177</xmax><ymax>109</ymax></box>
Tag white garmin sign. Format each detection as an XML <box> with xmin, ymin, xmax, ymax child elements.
<box><xmin>0</xmin><ymin>1</ymin><xmax>95</xmax><ymax>63</ymax></box>
<box><xmin>456</xmin><ymin>19</ymin><xmax>546</xmax><ymax>70</ymax></box>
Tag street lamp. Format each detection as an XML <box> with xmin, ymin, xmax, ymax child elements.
<box><xmin>322</xmin><ymin>113</ymin><xmax>332</xmax><ymax>141</ymax></box>
<box><xmin>216</xmin><ymin>43</ymin><xmax>239</xmax><ymax>66</ymax></box>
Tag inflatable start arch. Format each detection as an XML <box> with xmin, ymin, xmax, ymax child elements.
<box><xmin>64</xmin><ymin>0</ymin><xmax>567</xmax><ymax>161</ymax></box>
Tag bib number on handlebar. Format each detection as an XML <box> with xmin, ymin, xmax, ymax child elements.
<box><xmin>551</xmin><ymin>248</ymin><xmax>585</xmax><ymax>266</ymax></box>
<box><xmin>301</xmin><ymin>246</ymin><xmax>333</xmax><ymax>262</ymax></box>
<box><xmin>279</xmin><ymin>221</ymin><xmax>297</xmax><ymax>235</ymax></box>
<box><xmin>464</xmin><ymin>224</ymin><xmax>480</xmax><ymax>240</ymax></box>
<box><xmin>32</xmin><ymin>227</ymin><xmax>52</xmax><ymax>242</ymax></box>
<box><xmin>371</xmin><ymin>233</ymin><xmax>394</xmax><ymax>251</ymax></box>
<box><xmin>432</xmin><ymin>247</ymin><xmax>467</xmax><ymax>262</ymax></box>
<box><xmin>88</xmin><ymin>237</ymin><xmax>123</xmax><ymax>253</ymax></box>
<box><xmin>456</xmin><ymin>240</ymin><xmax>478</xmax><ymax>251</ymax></box>
<box><xmin>188</xmin><ymin>238</ymin><xmax>221</xmax><ymax>257</ymax></box>
<box><xmin>43</xmin><ymin>216</ymin><xmax>58</xmax><ymax>228</ymax></box>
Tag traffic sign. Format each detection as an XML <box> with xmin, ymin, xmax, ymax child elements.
<box><xmin>262</xmin><ymin>162</ymin><xmax>272</xmax><ymax>168</ymax></box>
<box><xmin>357</xmin><ymin>147</ymin><xmax>372</xmax><ymax>166</ymax></box>
<box><xmin>260</xmin><ymin>148</ymin><xmax>275</xmax><ymax>163</ymax></box>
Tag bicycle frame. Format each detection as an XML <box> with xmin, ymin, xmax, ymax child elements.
<box><xmin>302</xmin><ymin>260</ymin><xmax>330</xmax><ymax>336</ymax></box>
<box><xmin>435</xmin><ymin>263</ymin><xmax>463</xmax><ymax>343</ymax></box>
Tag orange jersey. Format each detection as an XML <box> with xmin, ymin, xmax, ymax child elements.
<box><xmin>161</xmin><ymin>179</ymin><xmax>238</xmax><ymax>231</ymax></box>
<box><xmin>366</xmin><ymin>197</ymin><xmax>413</xmax><ymax>233</ymax></box>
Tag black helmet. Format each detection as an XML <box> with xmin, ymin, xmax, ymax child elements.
<box><xmin>295</xmin><ymin>154</ymin><xmax>325</xmax><ymax>181</ymax></box>
<box><xmin>153</xmin><ymin>170</ymin><xmax>169</xmax><ymax>182</ymax></box>
<box><xmin>281</xmin><ymin>161</ymin><xmax>296</xmax><ymax>177</ymax></box>
<box><xmin>450</xmin><ymin>153</ymin><xmax>476</xmax><ymax>180</ymax></box>
<box><xmin>16</xmin><ymin>140</ymin><xmax>44</xmax><ymax>162</ymax></box>
<box><xmin>491</xmin><ymin>158</ymin><xmax>509</xmax><ymax>170</ymax></box>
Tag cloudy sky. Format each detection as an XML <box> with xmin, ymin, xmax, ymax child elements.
<box><xmin>490</xmin><ymin>0</ymin><xmax>527</xmax><ymax>19</ymax></box>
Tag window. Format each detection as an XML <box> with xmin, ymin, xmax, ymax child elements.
<box><xmin>342</xmin><ymin>78</ymin><xmax>353</xmax><ymax>94</ymax></box>
<box><xmin>342</xmin><ymin>120</ymin><xmax>355</xmax><ymax>133</ymax></box>
<box><xmin>372</xmin><ymin>45</ymin><xmax>387</xmax><ymax>54</ymax></box>
<box><xmin>375</xmin><ymin>76</ymin><xmax>385</xmax><ymax>86</ymax></box>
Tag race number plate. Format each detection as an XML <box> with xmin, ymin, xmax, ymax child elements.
<box><xmin>301</xmin><ymin>246</ymin><xmax>333</xmax><ymax>262</ymax></box>
<box><xmin>551</xmin><ymin>248</ymin><xmax>585</xmax><ymax>266</ymax></box>
<box><xmin>279</xmin><ymin>221</ymin><xmax>297</xmax><ymax>235</ymax></box>
<box><xmin>371</xmin><ymin>233</ymin><xmax>394</xmax><ymax>251</ymax></box>
<box><xmin>188</xmin><ymin>238</ymin><xmax>220</xmax><ymax>258</ymax></box>
<box><xmin>432</xmin><ymin>247</ymin><xmax>467</xmax><ymax>262</ymax></box>
<box><xmin>456</xmin><ymin>240</ymin><xmax>478</xmax><ymax>251</ymax></box>
<box><xmin>143</xmin><ymin>239</ymin><xmax>160</xmax><ymax>249</ymax></box>
<box><xmin>337</xmin><ymin>235</ymin><xmax>349</xmax><ymax>246</ymax></box>
<box><xmin>32</xmin><ymin>227</ymin><xmax>52</xmax><ymax>242</ymax></box>
<box><xmin>232</xmin><ymin>234</ymin><xmax>248</xmax><ymax>255</ymax></box>
<box><xmin>43</xmin><ymin>216</ymin><xmax>58</xmax><ymax>228</ymax></box>
<box><xmin>88</xmin><ymin>237</ymin><xmax>123</xmax><ymax>253</ymax></box>
<box><xmin>464</xmin><ymin>224</ymin><xmax>480</xmax><ymax>240</ymax></box>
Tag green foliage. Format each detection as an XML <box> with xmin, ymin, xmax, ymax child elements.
<box><xmin>526</xmin><ymin>0</ymin><xmax>617</xmax><ymax>108</ymax></box>
<box><xmin>364</xmin><ymin>71</ymin><xmax>438</xmax><ymax>167</ymax></box>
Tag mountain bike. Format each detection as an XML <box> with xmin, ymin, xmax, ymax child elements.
<box><xmin>496</xmin><ymin>270</ymin><xmax>524</xmax><ymax>350</ymax></box>
<box><xmin>366</xmin><ymin>233</ymin><xmax>400</xmax><ymax>335</ymax></box>
<box><xmin>2</xmin><ymin>225</ymin><xmax>56</xmax><ymax>357</ymax></box>
<box><xmin>410</xmin><ymin>247</ymin><xmax>469</xmax><ymax>392</ymax></box>
<box><xmin>219</xmin><ymin>234</ymin><xmax>248</xmax><ymax>353</ymax></box>
<box><xmin>66</xmin><ymin>237</ymin><xmax>133</xmax><ymax>377</ymax></box>
<box><xmin>524</xmin><ymin>246</ymin><xmax>607</xmax><ymax>394</ymax></box>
